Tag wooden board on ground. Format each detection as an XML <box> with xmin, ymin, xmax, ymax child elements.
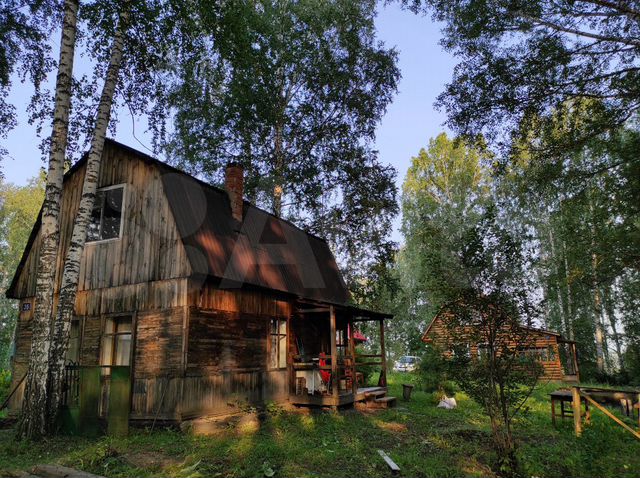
<box><xmin>31</xmin><ymin>464</ymin><xmax>105</xmax><ymax>478</ymax></box>
<box><xmin>378</xmin><ymin>449</ymin><xmax>400</xmax><ymax>474</ymax></box>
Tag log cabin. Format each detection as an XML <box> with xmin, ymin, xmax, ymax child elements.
<box><xmin>5</xmin><ymin>139</ymin><xmax>394</xmax><ymax>423</ymax></box>
<box><xmin>421</xmin><ymin>310</ymin><xmax>579</xmax><ymax>382</ymax></box>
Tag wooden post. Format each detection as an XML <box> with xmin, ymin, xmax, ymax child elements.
<box><xmin>330</xmin><ymin>306</ymin><xmax>338</xmax><ymax>402</ymax></box>
<box><xmin>378</xmin><ymin>319</ymin><xmax>387</xmax><ymax>388</ymax></box>
<box><xmin>572</xmin><ymin>386</ymin><xmax>582</xmax><ymax>437</ymax></box>
<box><xmin>349</xmin><ymin>320</ymin><xmax>357</xmax><ymax>396</ymax></box>
<box><xmin>287</xmin><ymin>314</ymin><xmax>294</xmax><ymax>397</ymax></box>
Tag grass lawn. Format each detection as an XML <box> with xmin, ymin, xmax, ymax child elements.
<box><xmin>0</xmin><ymin>373</ymin><xmax>638</xmax><ymax>477</ymax></box>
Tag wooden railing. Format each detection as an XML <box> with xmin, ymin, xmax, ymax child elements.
<box><xmin>61</xmin><ymin>362</ymin><xmax>81</xmax><ymax>408</ymax></box>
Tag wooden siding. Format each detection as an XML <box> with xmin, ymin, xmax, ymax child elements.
<box><xmin>192</xmin><ymin>280</ymin><xmax>292</xmax><ymax>317</ymax></box>
<box><xmin>6</xmin><ymin>299</ymin><xmax>33</xmax><ymax>411</ymax></box>
<box><xmin>423</xmin><ymin>315</ymin><xmax>566</xmax><ymax>381</ymax></box>
<box><xmin>187</xmin><ymin>309</ymin><xmax>268</xmax><ymax>374</ymax></box>
<box><xmin>135</xmin><ymin>308</ymin><xmax>185</xmax><ymax>379</ymax></box>
<box><xmin>179</xmin><ymin>370</ymin><xmax>288</xmax><ymax>419</ymax></box>
<box><xmin>10</xmin><ymin>141</ymin><xmax>191</xmax><ymax>299</ymax></box>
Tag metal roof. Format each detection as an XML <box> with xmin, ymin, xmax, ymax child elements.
<box><xmin>159</xmin><ymin>151</ymin><xmax>351</xmax><ymax>305</ymax></box>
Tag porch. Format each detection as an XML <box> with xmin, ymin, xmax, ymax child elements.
<box><xmin>287</xmin><ymin>301</ymin><xmax>394</xmax><ymax>408</ymax></box>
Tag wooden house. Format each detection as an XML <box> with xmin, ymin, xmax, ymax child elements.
<box><xmin>421</xmin><ymin>310</ymin><xmax>579</xmax><ymax>382</ymax></box>
<box><xmin>6</xmin><ymin>139</ymin><xmax>394</xmax><ymax>423</ymax></box>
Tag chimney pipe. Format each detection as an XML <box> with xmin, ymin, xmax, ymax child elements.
<box><xmin>225</xmin><ymin>162</ymin><xmax>244</xmax><ymax>222</ymax></box>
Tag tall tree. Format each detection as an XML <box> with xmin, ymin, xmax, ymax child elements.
<box><xmin>16</xmin><ymin>0</ymin><xmax>78</xmax><ymax>440</ymax></box>
<box><xmin>407</xmin><ymin>0</ymin><xmax>640</xmax><ymax>154</ymax></box>
<box><xmin>47</xmin><ymin>0</ymin><xmax>130</xmax><ymax>426</ymax></box>
<box><xmin>154</xmin><ymin>0</ymin><xmax>399</xmax><ymax>282</ymax></box>
<box><xmin>400</xmin><ymin>132</ymin><xmax>491</xmax><ymax>316</ymax></box>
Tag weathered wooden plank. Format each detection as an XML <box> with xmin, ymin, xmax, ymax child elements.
<box><xmin>11</xmin><ymin>142</ymin><xmax>192</xmax><ymax>300</ymax></box>
<box><xmin>377</xmin><ymin>450</ymin><xmax>400</xmax><ymax>474</ymax></box>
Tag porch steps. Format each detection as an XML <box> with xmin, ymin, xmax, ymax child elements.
<box><xmin>364</xmin><ymin>389</ymin><xmax>387</xmax><ymax>399</ymax></box>
<box><xmin>359</xmin><ymin>386</ymin><xmax>397</xmax><ymax>409</ymax></box>
<box><xmin>373</xmin><ymin>396</ymin><xmax>397</xmax><ymax>408</ymax></box>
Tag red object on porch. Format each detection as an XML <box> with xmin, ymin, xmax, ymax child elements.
<box><xmin>319</xmin><ymin>352</ymin><xmax>331</xmax><ymax>385</ymax></box>
<box><xmin>353</xmin><ymin>331</ymin><xmax>367</xmax><ymax>343</ymax></box>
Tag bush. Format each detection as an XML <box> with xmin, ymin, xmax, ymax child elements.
<box><xmin>417</xmin><ymin>346</ymin><xmax>455</xmax><ymax>397</ymax></box>
<box><xmin>0</xmin><ymin>369</ymin><xmax>12</xmax><ymax>405</ymax></box>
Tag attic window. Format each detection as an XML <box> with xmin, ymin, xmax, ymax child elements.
<box><xmin>87</xmin><ymin>185</ymin><xmax>125</xmax><ymax>242</ymax></box>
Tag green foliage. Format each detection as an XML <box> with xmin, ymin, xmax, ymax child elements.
<box><xmin>416</xmin><ymin>346</ymin><xmax>451</xmax><ymax>395</ymax></box>
<box><xmin>0</xmin><ymin>174</ymin><xmax>45</xmax><ymax>368</ymax></box>
<box><xmin>0</xmin><ymin>1</ymin><xmax>58</xmax><ymax>162</ymax></box>
<box><xmin>400</xmin><ymin>132</ymin><xmax>491</xmax><ymax>318</ymax></box>
<box><xmin>409</xmin><ymin>1</ymin><xmax>640</xmax><ymax>155</ymax></box>
<box><xmin>153</xmin><ymin>0</ymin><xmax>400</xmax><ymax>285</ymax></box>
<box><xmin>0</xmin><ymin>369</ymin><xmax>11</xmax><ymax>405</ymax></box>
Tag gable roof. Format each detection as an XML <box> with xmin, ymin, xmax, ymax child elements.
<box><xmin>6</xmin><ymin>139</ymin><xmax>351</xmax><ymax>305</ymax></box>
<box><xmin>421</xmin><ymin>306</ymin><xmax>564</xmax><ymax>344</ymax></box>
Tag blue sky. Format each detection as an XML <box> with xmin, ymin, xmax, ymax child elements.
<box><xmin>1</xmin><ymin>3</ymin><xmax>456</xmax><ymax>243</ymax></box>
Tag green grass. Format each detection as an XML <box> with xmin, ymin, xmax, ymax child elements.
<box><xmin>0</xmin><ymin>374</ymin><xmax>638</xmax><ymax>477</ymax></box>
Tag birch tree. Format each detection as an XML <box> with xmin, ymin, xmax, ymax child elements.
<box><xmin>47</xmin><ymin>2</ymin><xmax>129</xmax><ymax>424</ymax></box>
<box><xmin>156</xmin><ymin>0</ymin><xmax>399</xmax><ymax>285</ymax></box>
<box><xmin>16</xmin><ymin>0</ymin><xmax>78</xmax><ymax>441</ymax></box>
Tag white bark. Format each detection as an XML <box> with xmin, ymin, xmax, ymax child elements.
<box><xmin>17</xmin><ymin>0</ymin><xmax>78</xmax><ymax>440</ymax></box>
<box><xmin>561</xmin><ymin>238</ymin><xmax>575</xmax><ymax>341</ymax></box>
<box><xmin>588</xmin><ymin>188</ymin><xmax>606</xmax><ymax>373</ymax></box>
<box><xmin>47</xmin><ymin>5</ymin><xmax>128</xmax><ymax>425</ymax></box>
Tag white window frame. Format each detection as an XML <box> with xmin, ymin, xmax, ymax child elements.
<box><xmin>86</xmin><ymin>183</ymin><xmax>126</xmax><ymax>244</ymax></box>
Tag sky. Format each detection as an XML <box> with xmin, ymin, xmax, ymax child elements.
<box><xmin>1</xmin><ymin>2</ymin><xmax>456</xmax><ymax>243</ymax></box>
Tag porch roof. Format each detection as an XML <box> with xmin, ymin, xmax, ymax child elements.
<box><xmin>294</xmin><ymin>298</ymin><xmax>393</xmax><ymax>321</ymax></box>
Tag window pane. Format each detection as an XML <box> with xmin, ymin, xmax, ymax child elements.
<box><xmin>114</xmin><ymin>334</ymin><xmax>131</xmax><ymax>366</ymax></box>
<box><xmin>100</xmin><ymin>335</ymin><xmax>113</xmax><ymax>365</ymax></box>
<box><xmin>279</xmin><ymin>319</ymin><xmax>287</xmax><ymax>335</ymax></box>
<box><xmin>101</xmin><ymin>187</ymin><xmax>123</xmax><ymax>240</ymax></box>
<box><xmin>279</xmin><ymin>335</ymin><xmax>286</xmax><ymax>368</ymax></box>
<box><xmin>269</xmin><ymin>335</ymin><xmax>278</xmax><ymax>368</ymax></box>
<box><xmin>87</xmin><ymin>191</ymin><xmax>104</xmax><ymax>242</ymax></box>
<box><xmin>270</xmin><ymin>319</ymin><xmax>278</xmax><ymax>334</ymax></box>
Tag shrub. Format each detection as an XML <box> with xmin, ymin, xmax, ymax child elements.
<box><xmin>417</xmin><ymin>346</ymin><xmax>453</xmax><ymax>396</ymax></box>
<box><xmin>0</xmin><ymin>369</ymin><xmax>11</xmax><ymax>404</ymax></box>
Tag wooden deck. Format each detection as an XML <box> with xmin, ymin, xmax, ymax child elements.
<box><xmin>289</xmin><ymin>386</ymin><xmax>389</xmax><ymax>408</ymax></box>
<box><xmin>289</xmin><ymin>392</ymin><xmax>355</xmax><ymax>407</ymax></box>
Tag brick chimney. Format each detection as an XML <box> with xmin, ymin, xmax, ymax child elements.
<box><xmin>225</xmin><ymin>162</ymin><xmax>244</xmax><ymax>222</ymax></box>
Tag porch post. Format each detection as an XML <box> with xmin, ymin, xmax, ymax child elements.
<box><xmin>349</xmin><ymin>320</ymin><xmax>357</xmax><ymax>396</ymax></box>
<box><xmin>330</xmin><ymin>306</ymin><xmax>339</xmax><ymax>401</ymax></box>
<box><xmin>378</xmin><ymin>319</ymin><xmax>387</xmax><ymax>387</ymax></box>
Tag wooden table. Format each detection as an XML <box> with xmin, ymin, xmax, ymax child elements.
<box><xmin>550</xmin><ymin>389</ymin><xmax>589</xmax><ymax>426</ymax></box>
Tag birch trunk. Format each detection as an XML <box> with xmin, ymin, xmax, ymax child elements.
<box><xmin>47</xmin><ymin>6</ymin><xmax>128</xmax><ymax>426</ymax></box>
<box><xmin>588</xmin><ymin>188</ymin><xmax>606</xmax><ymax>373</ymax></box>
<box><xmin>547</xmin><ymin>227</ymin><xmax>569</xmax><ymax>337</ymax></box>
<box><xmin>561</xmin><ymin>238</ymin><xmax>575</xmax><ymax>341</ymax></box>
<box><xmin>602</xmin><ymin>286</ymin><xmax>624</xmax><ymax>370</ymax></box>
<box><xmin>272</xmin><ymin>121</ymin><xmax>284</xmax><ymax>216</ymax></box>
<box><xmin>16</xmin><ymin>0</ymin><xmax>79</xmax><ymax>440</ymax></box>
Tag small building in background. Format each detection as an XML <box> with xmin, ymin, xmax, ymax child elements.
<box><xmin>421</xmin><ymin>310</ymin><xmax>579</xmax><ymax>382</ymax></box>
